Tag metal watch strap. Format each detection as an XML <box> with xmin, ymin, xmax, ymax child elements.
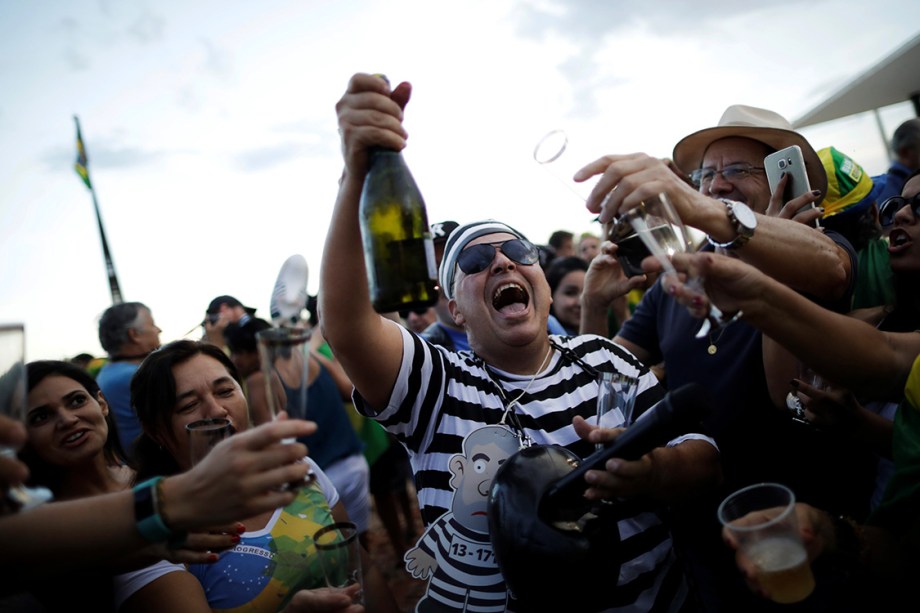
<box><xmin>706</xmin><ymin>199</ymin><xmax>754</xmax><ymax>250</ymax></box>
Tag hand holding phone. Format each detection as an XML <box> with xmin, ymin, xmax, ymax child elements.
<box><xmin>765</xmin><ymin>145</ymin><xmax>820</xmax><ymax>227</ymax></box>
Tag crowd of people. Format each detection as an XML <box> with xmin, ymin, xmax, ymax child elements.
<box><xmin>2</xmin><ymin>70</ymin><xmax>920</xmax><ymax>612</ymax></box>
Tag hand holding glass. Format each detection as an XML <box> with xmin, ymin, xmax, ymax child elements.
<box><xmin>0</xmin><ymin>324</ymin><xmax>53</xmax><ymax>513</ymax></box>
<box><xmin>608</xmin><ymin>193</ymin><xmax>740</xmax><ymax>337</ymax></box>
<box><xmin>718</xmin><ymin>483</ymin><xmax>815</xmax><ymax>604</ymax></box>
<box><xmin>313</xmin><ymin>521</ymin><xmax>365</xmax><ymax>605</ymax></box>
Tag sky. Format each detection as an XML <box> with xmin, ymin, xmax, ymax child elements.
<box><xmin>1</xmin><ymin>0</ymin><xmax>918</xmax><ymax>361</ymax></box>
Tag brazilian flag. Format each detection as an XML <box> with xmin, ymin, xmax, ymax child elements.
<box><xmin>74</xmin><ymin>116</ymin><xmax>92</xmax><ymax>189</ymax></box>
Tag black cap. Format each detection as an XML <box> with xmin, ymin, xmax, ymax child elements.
<box><xmin>430</xmin><ymin>221</ymin><xmax>459</xmax><ymax>245</ymax></box>
<box><xmin>206</xmin><ymin>295</ymin><xmax>256</xmax><ymax>316</ymax></box>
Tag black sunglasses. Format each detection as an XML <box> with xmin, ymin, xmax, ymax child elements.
<box><xmin>456</xmin><ymin>239</ymin><xmax>540</xmax><ymax>275</ymax></box>
<box><xmin>879</xmin><ymin>194</ymin><xmax>920</xmax><ymax>227</ymax></box>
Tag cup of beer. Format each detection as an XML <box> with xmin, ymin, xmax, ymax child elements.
<box><xmin>718</xmin><ymin>482</ymin><xmax>815</xmax><ymax>604</ymax></box>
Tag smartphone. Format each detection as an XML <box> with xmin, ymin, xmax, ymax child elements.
<box><xmin>765</xmin><ymin>145</ymin><xmax>819</xmax><ymax>227</ymax></box>
<box><xmin>604</xmin><ymin>218</ymin><xmax>649</xmax><ymax>277</ymax></box>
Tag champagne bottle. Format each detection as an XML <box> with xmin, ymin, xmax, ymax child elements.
<box><xmin>359</xmin><ymin>145</ymin><xmax>439</xmax><ymax>313</ymax></box>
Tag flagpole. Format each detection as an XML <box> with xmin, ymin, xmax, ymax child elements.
<box><xmin>89</xmin><ymin>186</ymin><xmax>123</xmax><ymax>304</ymax></box>
<box><xmin>74</xmin><ymin>115</ymin><xmax>123</xmax><ymax>305</ymax></box>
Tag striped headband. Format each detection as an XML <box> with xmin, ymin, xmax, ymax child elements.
<box><xmin>438</xmin><ymin>220</ymin><xmax>529</xmax><ymax>300</ymax></box>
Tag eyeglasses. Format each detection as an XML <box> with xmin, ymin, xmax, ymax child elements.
<box><xmin>690</xmin><ymin>163</ymin><xmax>765</xmax><ymax>188</ymax></box>
<box><xmin>879</xmin><ymin>194</ymin><xmax>920</xmax><ymax>227</ymax></box>
<box><xmin>456</xmin><ymin>239</ymin><xmax>540</xmax><ymax>276</ymax></box>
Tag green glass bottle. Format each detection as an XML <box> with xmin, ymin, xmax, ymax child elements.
<box><xmin>359</xmin><ymin>147</ymin><xmax>439</xmax><ymax>313</ymax></box>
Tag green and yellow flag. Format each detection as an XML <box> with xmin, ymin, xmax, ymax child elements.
<box><xmin>74</xmin><ymin>116</ymin><xmax>92</xmax><ymax>190</ymax></box>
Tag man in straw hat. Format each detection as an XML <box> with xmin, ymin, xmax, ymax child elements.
<box><xmin>576</xmin><ymin>105</ymin><xmax>865</xmax><ymax>611</ymax></box>
<box><xmin>321</xmin><ymin>73</ymin><xmax>721</xmax><ymax>612</ymax></box>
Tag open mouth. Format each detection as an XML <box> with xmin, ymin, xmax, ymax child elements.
<box><xmin>492</xmin><ymin>283</ymin><xmax>530</xmax><ymax>314</ymax></box>
<box><xmin>62</xmin><ymin>430</ymin><xmax>88</xmax><ymax>446</ymax></box>
<box><xmin>889</xmin><ymin>229</ymin><xmax>913</xmax><ymax>252</ymax></box>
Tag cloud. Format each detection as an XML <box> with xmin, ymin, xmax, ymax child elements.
<box><xmin>58</xmin><ymin>16</ymin><xmax>92</xmax><ymax>71</ymax></box>
<box><xmin>200</xmin><ymin>38</ymin><xmax>233</xmax><ymax>80</ymax></box>
<box><xmin>512</xmin><ymin>1</ymin><xmax>796</xmax><ymax>39</ymax></box>
<box><xmin>126</xmin><ymin>9</ymin><xmax>165</xmax><ymax>44</ymax></box>
<box><xmin>55</xmin><ymin>4</ymin><xmax>168</xmax><ymax>72</ymax></box>
<box><xmin>510</xmin><ymin>0</ymin><xmax>802</xmax><ymax>120</ymax></box>
<box><xmin>44</xmin><ymin>141</ymin><xmax>166</xmax><ymax>173</ymax></box>
<box><xmin>226</xmin><ymin>119</ymin><xmax>338</xmax><ymax>171</ymax></box>
<box><xmin>231</xmin><ymin>141</ymin><xmax>324</xmax><ymax>171</ymax></box>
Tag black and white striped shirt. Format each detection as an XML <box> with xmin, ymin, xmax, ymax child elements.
<box><xmin>354</xmin><ymin>329</ymin><xmax>714</xmax><ymax>611</ymax></box>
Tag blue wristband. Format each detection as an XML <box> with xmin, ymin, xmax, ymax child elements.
<box><xmin>133</xmin><ymin>477</ymin><xmax>173</xmax><ymax>542</ymax></box>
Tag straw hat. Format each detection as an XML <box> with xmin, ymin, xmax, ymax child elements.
<box><xmin>672</xmin><ymin>105</ymin><xmax>827</xmax><ymax>198</ymax></box>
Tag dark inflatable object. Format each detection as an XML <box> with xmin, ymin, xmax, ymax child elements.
<box><xmin>487</xmin><ymin>383</ymin><xmax>711</xmax><ymax>612</ymax></box>
<box><xmin>487</xmin><ymin>444</ymin><xmax>621</xmax><ymax>612</ymax></box>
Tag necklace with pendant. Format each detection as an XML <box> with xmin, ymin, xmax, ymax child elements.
<box><xmin>707</xmin><ymin>327</ymin><xmax>727</xmax><ymax>355</ymax></box>
<box><xmin>477</xmin><ymin>344</ymin><xmax>553</xmax><ymax>449</ymax></box>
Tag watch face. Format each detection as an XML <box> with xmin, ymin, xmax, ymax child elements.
<box><xmin>731</xmin><ymin>202</ymin><xmax>757</xmax><ymax>229</ymax></box>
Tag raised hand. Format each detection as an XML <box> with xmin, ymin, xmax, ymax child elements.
<box><xmin>575</xmin><ymin>153</ymin><xmax>708</xmax><ymax>228</ymax></box>
<box><xmin>164</xmin><ymin>418</ymin><xmax>316</xmax><ymax>530</ymax></box>
<box><xmin>335</xmin><ymin>73</ymin><xmax>410</xmax><ymax>177</ymax></box>
<box><xmin>765</xmin><ymin>173</ymin><xmax>823</xmax><ymax>225</ymax></box>
<box><xmin>580</xmin><ymin>241</ymin><xmax>648</xmax><ymax>335</ymax></box>
<box><xmin>665</xmin><ymin>251</ymin><xmax>763</xmax><ymax>319</ymax></box>
<box><xmin>0</xmin><ymin>414</ymin><xmax>28</xmax><ymax>516</ymax></box>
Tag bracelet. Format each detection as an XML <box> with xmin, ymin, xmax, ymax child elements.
<box><xmin>156</xmin><ymin>478</ymin><xmax>188</xmax><ymax>547</ymax></box>
<box><xmin>133</xmin><ymin>477</ymin><xmax>187</xmax><ymax>545</ymax></box>
<box><xmin>133</xmin><ymin>477</ymin><xmax>172</xmax><ymax>542</ymax></box>
<box><xmin>153</xmin><ymin>477</ymin><xmax>174</xmax><ymax>530</ymax></box>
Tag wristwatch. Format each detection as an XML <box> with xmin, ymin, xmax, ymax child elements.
<box><xmin>707</xmin><ymin>199</ymin><xmax>757</xmax><ymax>250</ymax></box>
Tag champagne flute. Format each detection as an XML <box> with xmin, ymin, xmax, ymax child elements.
<box><xmin>533</xmin><ymin>129</ymin><xmax>603</xmax><ymax>204</ymax></box>
<box><xmin>313</xmin><ymin>521</ymin><xmax>366</xmax><ymax>605</ymax></box>
<box><xmin>0</xmin><ymin>323</ymin><xmax>53</xmax><ymax>512</ymax></box>
<box><xmin>594</xmin><ymin>372</ymin><xmax>638</xmax><ymax>451</ymax></box>
<box><xmin>256</xmin><ymin>326</ymin><xmax>311</xmax><ymax>422</ymax></box>
<box><xmin>186</xmin><ymin>417</ymin><xmax>233</xmax><ymax>467</ymax></box>
<box><xmin>607</xmin><ymin>193</ymin><xmax>741</xmax><ymax>337</ymax></box>
<box><xmin>256</xmin><ymin>325</ymin><xmax>313</xmax><ymax>488</ymax></box>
